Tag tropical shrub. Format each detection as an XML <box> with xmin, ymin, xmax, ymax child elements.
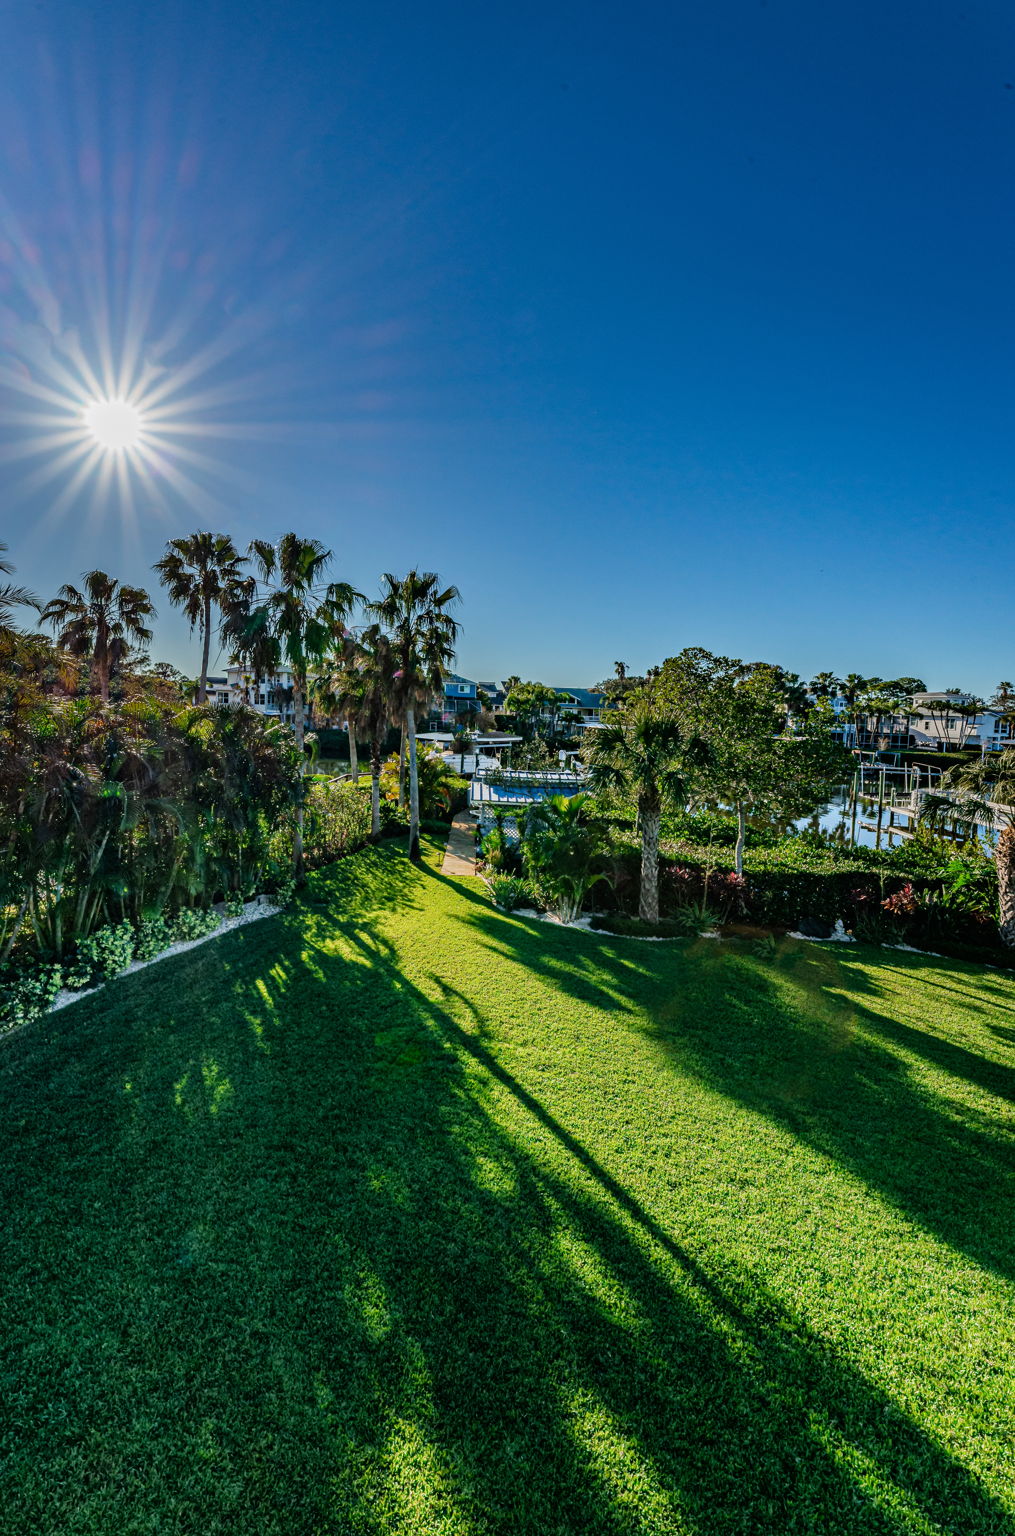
<box><xmin>0</xmin><ymin>696</ymin><xmax>301</xmax><ymax>962</ymax></box>
<box><xmin>521</xmin><ymin>794</ymin><xmax>605</xmax><ymax>923</ymax></box>
<box><xmin>488</xmin><ymin>875</ymin><xmax>529</xmax><ymax>911</ymax></box>
<box><xmin>170</xmin><ymin>908</ymin><xmax>221</xmax><ymax>944</ymax></box>
<box><xmin>75</xmin><ymin>921</ymin><xmax>136</xmax><ymax>980</ymax></box>
<box><xmin>134</xmin><ymin>915</ymin><xmax>174</xmax><ymax>961</ymax></box>
<box><xmin>379</xmin><ymin>748</ymin><xmax>460</xmax><ymax>820</ymax></box>
<box><xmin>0</xmin><ymin>960</ymin><xmax>66</xmax><ymax>1030</ymax></box>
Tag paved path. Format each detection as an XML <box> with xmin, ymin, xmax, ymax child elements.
<box><xmin>442</xmin><ymin>811</ymin><xmax>478</xmax><ymax>877</ymax></box>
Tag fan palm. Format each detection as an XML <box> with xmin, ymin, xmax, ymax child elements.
<box><xmin>368</xmin><ymin>570</ymin><xmax>460</xmax><ymax>861</ymax></box>
<box><xmin>311</xmin><ymin>630</ymin><xmax>367</xmax><ymax>780</ymax></box>
<box><xmin>920</xmin><ymin>750</ymin><xmax>1015</xmax><ymax>945</ymax></box>
<box><xmin>585</xmin><ymin>702</ymin><xmax>709</xmax><ymax>921</ymax></box>
<box><xmin>809</xmin><ymin>671</ymin><xmax>840</xmax><ymax>700</ymax></box>
<box><xmin>41</xmin><ymin>570</ymin><xmax>154</xmax><ymax>703</ymax></box>
<box><xmin>0</xmin><ymin>543</ymin><xmax>39</xmax><ymax>636</ymax></box>
<box><xmin>153</xmin><ymin>531</ymin><xmax>250</xmax><ymax>703</ymax></box>
<box><xmin>246</xmin><ymin>535</ymin><xmax>362</xmax><ymax>877</ymax></box>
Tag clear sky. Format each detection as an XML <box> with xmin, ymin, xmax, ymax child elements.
<box><xmin>1</xmin><ymin>0</ymin><xmax>1013</xmax><ymax>692</ymax></box>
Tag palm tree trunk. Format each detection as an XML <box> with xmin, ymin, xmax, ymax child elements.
<box><xmin>398</xmin><ymin>727</ymin><xmax>407</xmax><ymax>810</ymax></box>
<box><xmin>407</xmin><ymin>703</ymin><xmax>421</xmax><ymax>861</ymax></box>
<box><xmin>734</xmin><ymin>803</ymin><xmax>747</xmax><ymax>876</ymax></box>
<box><xmin>639</xmin><ymin>803</ymin><xmax>661</xmax><ymax>923</ymax></box>
<box><xmin>198</xmin><ymin>596</ymin><xmax>211</xmax><ymax>703</ymax></box>
<box><xmin>997</xmin><ymin>826</ymin><xmax>1015</xmax><ymax>946</ymax></box>
<box><xmin>347</xmin><ymin>722</ymin><xmax>359</xmax><ymax>781</ymax></box>
<box><xmin>370</xmin><ymin>736</ymin><xmax>382</xmax><ymax>840</ymax></box>
<box><xmin>293</xmin><ymin>675</ymin><xmax>306</xmax><ymax>881</ymax></box>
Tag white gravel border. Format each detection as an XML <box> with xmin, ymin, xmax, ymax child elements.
<box><xmin>48</xmin><ymin>896</ymin><xmax>281</xmax><ymax>1014</ymax></box>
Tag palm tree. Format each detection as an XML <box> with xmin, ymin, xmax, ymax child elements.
<box><xmin>920</xmin><ymin>750</ymin><xmax>1015</xmax><ymax>945</ymax></box>
<box><xmin>809</xmin><ymin>671</ymin><xmax>840</xmax><ymax>700</ymax></box>
<box><xmin>368</xmin><ymin>570</ymin><xmax>460</xmax><ymax>861</ymax></box>
<box><xmin>840</xmin><ymin>673</ymin><xmax>871</xmax><ymax>705</ymax></box>
<box><xmin>0</xmin><ymin>543</ymin><xmax>39</xmax><ymax>637</ymax></box>
<box><xmin>41</xmin><ymin>570</ymin><xmax>154</xmax><ymax>703</ymax></box>
<box><xmin>585</xmin><ymin>701</ymin><xmax>709</xmax><ymax>922</ymax></box>
<box><xmin>153</xmin><ymin>532</ymin><xmax>249</xmax><ymax>703</ymax></box>
<box><xmin>246</xmin><ymin>535</ymin><xmax>362</xmax><ymax>877</ymax></box>
<box><xmin>353</xmin><ymin>625</ymin><xmax>398</xmax><ymax>840</ymax></box>
<box><xmin>311</xmin><ymin>630</ymin><xmax>367</xmax><ymax>780</ymax></box>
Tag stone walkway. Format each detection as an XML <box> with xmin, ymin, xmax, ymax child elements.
<box><xmin>441</xmin><ymin>811</ymin><xmax>478</xmax><ymax>877</ymax></box>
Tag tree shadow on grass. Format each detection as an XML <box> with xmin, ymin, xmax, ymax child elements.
<box><xmin>621</xmin><ymin>936</ymin><xmax>1015</xmax><ymax>1286</ymax></box>
<box><xmin>0</xmin><ymin>860</ymin><xmax>1012</xmax><ymax>1533</ymax></box>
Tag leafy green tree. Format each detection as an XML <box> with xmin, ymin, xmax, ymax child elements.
<box><xmin>522</xmin><ymin>793</ymin><xmax>604</xmax><ymax>923</ymax></box>
<box><xmin>585</xmin><ymin>700</ymin><xmax>708</xmax><ymax>921</ymax></box>
<box><xmin>41</xmin><ymin>570</ymin><xmax>155</xmax><ymax>703</ymax></box>
<box><xmin>990</xmin><ymin>681</ymin><xmax>1015</xmax><ymax>711</ymax></box>
<box><xmin>246</xmin><ymin>535</ymin><xmax>361</xmax><ymax>877</ymax></box>
<box><xmin>504</xmin><ymin>681</ymin><xmax>562</xmax><ymax>740</ymax></box>
<box><xmin>921</xmin><ymin>750</ymin><xmax>1015</xmax><ymax>945</ymax></box>
<box><xmin>153</xmin><ymin>531</ymin><xmax>250</xmax><ymax>703</ymax></box>
<box><xmin>368</xmin><ymin>570</ymin><xmax>460</xmax><ymax>862</ymax></box>
<box><xmin>654</xmin><ymin>648</ymin><xmax>850</xmax><ymax>874</ymax></box>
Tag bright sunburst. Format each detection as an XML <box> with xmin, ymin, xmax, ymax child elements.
<box><xmin>83</xmin><ymin>398</ymin><xmax>144</xmax><ymax>453</ymax></box>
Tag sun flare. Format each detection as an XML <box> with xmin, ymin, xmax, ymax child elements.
<box><xmin>83</xmin><ymin>398</ymin><xmax>144</xmax><ymax>453</ymax></box>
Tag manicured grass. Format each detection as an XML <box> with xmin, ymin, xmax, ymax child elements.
<box><xmin>1</xmin><ymin>837</ymin><xmax>1014</xmax><ymax>1534</ymax></box>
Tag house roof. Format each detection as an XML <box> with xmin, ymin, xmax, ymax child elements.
<box><xmin>550</xmin><ymin>687</ymin><xmax>605</xmax><ymax>708</ymax></box>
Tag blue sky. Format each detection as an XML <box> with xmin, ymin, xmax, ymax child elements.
<box><xmin>1</xmin><ymin>0</ymin><xmax>1013</xmax><ymax>692</ymax></box>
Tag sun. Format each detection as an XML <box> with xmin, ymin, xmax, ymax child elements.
<box><xmin>83</xmin><ymin>397</ymin><xmax>144</xmax><ymax>453</ymax></box>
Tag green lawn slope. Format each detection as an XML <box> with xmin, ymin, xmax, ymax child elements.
<box><xmin>1</xmin><ymin>836</ymin><xmax>1013</xmax><ymax>1535</ymax></box>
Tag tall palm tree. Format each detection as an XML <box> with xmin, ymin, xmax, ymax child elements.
<box><xmin>153</xmin><ymin>532</ymin><xmax>249</xmax><ymax>703</ymax></box>
<box><xmin>368</xmin><ymin>570</ymin><xmax>460</xmax><ymax>861</ymax></box>
<box><xmin>354</xmin><ymin>626</ymin><xmax>398</xmax><ymax>840</ymax></box>
<box><xmin>246</xmin><ymin>534</ymin><xmax>362</xmax><ymax>877</ymax></box>
<box><xmin>585</xmin><ymin>701</ymin><xmax>709</xmax><ymax>922</ymax></box>
<box><xmin>809</xmin><ymin>671</ymin><xmax>840</xmax><ymax>700</ymax></box>
<box><xmin>41</xmin><ymin>570</ymin><xmax>154</xmax><ymax>703</ymax></box>
<box><xmin>920</xmin><ymin>750</ymin><xmax>1015</xmax><ymax>946</ymax></box>
<box><xmin>840</xmin><ymin>673</ymin><xmax>870</xmax><ymax>705</ymax></box>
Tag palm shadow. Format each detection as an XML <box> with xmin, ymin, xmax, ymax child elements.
<box><xmin>0</xmin><ymin>851</ymin><xmax>1011</xmax><ymax>1533</ymax></box>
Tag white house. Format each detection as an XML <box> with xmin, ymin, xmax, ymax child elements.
<box><xmin>832</xmin><ymin>690</ymin><xmax>1014</xmax><ymax>752</ymax></box>
<box><xmin>222</xmin><ymin>665</ymin><xmax>307</xmax><ymax>728</ymax></box>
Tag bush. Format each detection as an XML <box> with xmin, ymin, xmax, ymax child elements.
<box><xmin>170</xmin><ymin>908</ymin><xmax>221</xmax><ymax>944</ymax></box>
<box><xmin>134</xmin><ymin>914</ymin><xmax>173</xmax><ymax>962</ymax></box>
<box><xmin>298</xmin><ymin>778</ymin><xmax>372</xmax><ymax>867</ymax></box>
<box><xmin>76</xmin><ymin>921</ymin><xmax>136</xmax><ymax>980</ymax></box>
<box><xmin>378</xmin><ymin>800</ymin><xmax>409</xmax><ymax>838</ymax></box>
<box><xmin>481</xmin><ymin>827</ymin><xmax>522</xmax><ymax>874</ymax></box>
<box><xmin>488</xmin><ymin>875</ymin><xmax>529</xmax><ymax>911</ymax></box>
<box><xmin>0</xmin><ymin>960</ymin><xmax>65</xmax><ymax>1030</ymax></box>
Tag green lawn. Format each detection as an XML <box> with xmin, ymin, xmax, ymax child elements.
<box><xmin>2</xmin><ymin>838</ymin><xmax>1014</xmax><ymax>1535</ymax></box>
